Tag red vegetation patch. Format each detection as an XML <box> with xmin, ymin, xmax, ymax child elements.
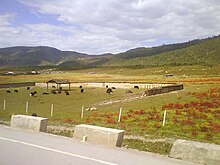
<box><xmin>153</xmin><ymin>123</ymin><xmax>161</xmax><ymax>128</ymax></box>
<box><xmin>107</xmin><ymin>118</ymin><xmax>116</xmax><ymax>124</ymax></box>
<box><xmin>132</xmin><ymin>110</ymin><xmax>145</xmax><ymax>115</ymax></box>
<box><xmin>200</xmin><ymin>126</ymin><xmax>209</xmax><ymax>132</ymax></box>
<box><xmin>191</xmin><ymin>130</ymin><xmax>198</xmax><ymax>137</ymax></box>
<box><xmin>63</xmin><ymin>118</ymin><xmax>73</xmax><ymax>123</ymax></box>
<box><xmin>209</xmin><ymin>123</ymin><xmax>220</xmax><ymax>133</ymax></box>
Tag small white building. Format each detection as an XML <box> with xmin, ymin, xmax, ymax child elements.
<box><xmin>5</xmin><ymin>71</ymin><xmax>14</xmax><ymax>75</ymax></box>
<box><xmin>31</xmin><ymin>70</ymin><xmax>39</xmax><ymax>74</ymax></box>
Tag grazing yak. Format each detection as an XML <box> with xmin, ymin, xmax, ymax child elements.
<box><xmin>51</xmin><ymin>90</ymin><xmax>57</xmax><ymax>94</ymax></box>
<box><xmin>27</xmin><ymin>87</ymin><xmax>30</xmax><ymax>90</ymax></box>
<box><xmin>125</xmin><ymin>90</ymin><xmax>133</xmax><ymax>94</ymax></box>
<box><xmin>65</xmin><ymin>91</ymin><xmax>70</xmax><ymax>95</ymax></box>
<box><xmin>106</xmin><ymin>88</ymin><xmax>113</xmax><ymax>94</ymax></box>
<box><xmin>134</xmin><ymin>86</ymin><xmax>139</xmax><ymax>89</ymax></box>
<box><xmin>6</xmin><ymin>90</ymin><xmax>11</xmax><ymax>93</ymax></box>
<box><xmin>43</xmin><ymin>92</ymin><xmax>49</xmax><ymax>95</ymax></box>
<box><xmin>80</xmin><ymin>89</ymin><xmax>84</xmax><ymax>93</ymax></box>
<box><xmin>14</xmin><ymin>90</ymin><xmax>18</xmax><ymax>93</ymax></box>
<box><xmin>30</xmin><ymin>92</ymin><xmax>36</xmax><ymax>96</ymax></box>
<box><xmin>31</xmin><ymin>113</ymin><xmax>37</xmax><ymax>117</ymax></box>
<box><xmin>79</xmin><ymin>85</ymin><xmax>82</xmax><ymax>89</ymax></box>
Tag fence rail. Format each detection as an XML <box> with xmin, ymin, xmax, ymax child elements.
<box><xmin>144</xmin><ymin>84</ymin><xmax>183</xmax><ymax>96</ymax></box>
<box><xmin>0</xmin><ymin>82</ymin><xmax>35</xmax><ymax>88</ymax></box>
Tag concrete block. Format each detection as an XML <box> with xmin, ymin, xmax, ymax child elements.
<box><xmin>74</xmin><ymin>124</ymin><xmax>125</xmax><ymax>147</ymax></box>
<box><xmin>11</xmin><ymin>114</ymin><xmax>48</xmax><ymax>132</ymax></box>
<box><xmin>170</xmin><ymin>139</ymin><xmax>220</xmax><ymax>165</ymax></box>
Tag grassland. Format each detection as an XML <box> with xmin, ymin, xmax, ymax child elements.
<box><xmin>0</xmin><ymin>66</ymin><xmax>219</xmax><ymax>155</ymax></box>
<box><xmin>0</xmin><ymin>65</ymin><xmax>219</xmax><ymax>84</ymax></box>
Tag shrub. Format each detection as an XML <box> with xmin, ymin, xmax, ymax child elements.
<box><xmin>63</xmin><ymin>118</ymin><xmax>73</xmax><ymax>123</ymax></box>
<box><xmin>200</xmin><ymin>114</ymin><xmax>208</xmax><ymax>119</ymax></box>
<box><xmin>175</xmin><ymin>110</ymin><xmax>181</xmax><ymax>115</ymax></box>
<box><xmin>200</xmin><ymin>126</ymin><xmax>209</xmax><ymax>132</ymax></box>
<box><xmin>210</xmin><ymin>123</ymin><xmax>220</xmax><ymax>133</ymax></box>
<box><xmin>153</xmin><ymin>123</ymin><xmax>161</xmax><ymax>128</ymax></box>
<box><xmin>107</xmin><ymin>118</ymin><xmax>116</xmax><ymax>124</ymax></box>
<box><xmin>205</xmin><ymin>133</ymin><xmax>213</xmax><ymax>140</ymax></box>
<box><xmin>92</xmin><ymin>112</ymin><xmax>98</xmax><ymax>117</ymax></box>
<box><xmin>174</xmin><ymin>103</ymin><xmax>183</xmax><ymax>109</ymax></box>
<box><xmin>122</xmin><ymin>116</ymin><xmax>128</xmax><ymax>120</ymax></box>
<box><xmin>133</xmin><ymin>110</ymin><xmax>145</xmax><ymax>115</ymax></box>
<box><xmin>191</xmin><ymin>130</ymin><xmax>198</xmax><ymax>137</ymax></box>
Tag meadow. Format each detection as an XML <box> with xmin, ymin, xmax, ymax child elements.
<box><xmin>0</xmin><ymin>65</ymin><xmax>219</xmax><ymax>155</ymax></box>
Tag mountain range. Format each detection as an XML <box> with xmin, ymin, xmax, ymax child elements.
<box><xmin>0</xmin><ymin>35</ymin><xmax>219</xmax><ymax>68</ymax></box>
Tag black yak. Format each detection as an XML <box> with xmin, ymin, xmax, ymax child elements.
<box><xmin>106</xmin><ymin>88</ymin><xmax>113</xmax><ymax>94</ymax></box>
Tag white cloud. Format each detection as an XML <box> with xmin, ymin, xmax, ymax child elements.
<box><xmin>0</xmin><ymin>0</ymin><xmax>220</xmax><ymax>54</ymax></box>
<box><xmin>0</xmin><ymin>14</ymin><xmax>13</xmax><ymax>26</ymax></box>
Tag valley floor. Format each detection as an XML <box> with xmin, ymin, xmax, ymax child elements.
<box><xmin>0</xmin><ymin>66</ymin><xmax>219</xmax><ymax>155</ymax></box>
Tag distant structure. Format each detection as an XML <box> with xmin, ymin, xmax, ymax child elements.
<box><xmin>5</xmin><ymin>72</ymin><xmax>14</xmax><ymax>75</ymax></box>
<box><xmin>46</xmin><ymin>79</ymin><xmax>71</xmax><ymax>91</ymax></box>
<box><xmin>31</xmin><ymin>70</ymin><xmax>39</xmax><ymax>75</ymax></box>
<box><xmin>164</xmin><ymin>74</ymin><xmax>173</xmax><ymax>77</ymax></box>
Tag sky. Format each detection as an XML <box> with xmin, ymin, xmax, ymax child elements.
<box><xmin>0</xmin><ymin>0</ymin><xmax>220</xmax><ymax>54</ymax></box>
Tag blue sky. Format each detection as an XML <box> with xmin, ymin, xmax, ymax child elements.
<box><xmin>0</xmin><ymin>0</ymin><xmax>61</xmax><ymax>26</ymax></box>
<box><xmin>0</xmin><ymin>0</ymin><xmax>220</xmax><ymax>54</ymax></box>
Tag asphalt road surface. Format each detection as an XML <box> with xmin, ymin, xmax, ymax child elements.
<box><xmin>0</xmin><ymin>125</ymin><xmax>200</xmax><ymax>165</ymax></box>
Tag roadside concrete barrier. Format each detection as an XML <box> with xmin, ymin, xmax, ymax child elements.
<box><xmin>74</xmin><ymin>124</ymin><xmax>125</xmax><ymax>147</ymax></box>
<box><xmin>11</xmin><ymin>114</ymin><xmax>48</xmax><ymax>132</ymax></box>
<box><xmin>170</xmin><ymin>139</ymin><xmax>220</xmax><ymax>165</ymax></box>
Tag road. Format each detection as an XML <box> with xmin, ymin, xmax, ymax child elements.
<box><xmin>0</xmin><ymin>125</ymin><xmax>199</xmax><ymax>165</ymax></box>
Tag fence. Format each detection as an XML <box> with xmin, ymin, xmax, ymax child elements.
<box><xmin>0</xmin><ymin>81</ymin><xmax>183</xmax><ymax>96</ymax></box>
<box><xmin>0</xmin><ymin>82</ymin><xmax>35</xmax><ymax>88</ymax></box>
<box><xmin>36</xmin><ymin>82</ymin><xmax>176</xmax><ymax>89</ymax></box>
<box><xmin>144</xmin><ymin>83</ymin><xmax>183</xmax><ymax>96</ymax></box>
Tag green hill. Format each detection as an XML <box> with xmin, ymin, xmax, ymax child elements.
<box><xmin>0</xmin><ymin>46</ymin><xmax>88</xmax><ymax>66</ymax></box>
<box><xmin>104</xmin><ymin>36</ymin><xmax>220</xmax><ymax>67</ymax></box>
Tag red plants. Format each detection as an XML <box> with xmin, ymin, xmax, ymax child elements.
<box><xmin>180</xmin><ymin>117</ymin><xmax>194</xmax><ymax>126</ymax></box>
<box><xmin>92</xmin><ymin>112</ymin><xmax>98</xmax><ymax>117</ymax></box>
<box><xmin>200</xmin><ymin>126</ymin><xmax>209</xmax><ymax>132</ymax></box>
<box><xmin>191</xmin><ymin>130</ymin><xmax>198</xmax><ymax>137</ymax></box>
<box><xmin>200</xmin><ymin>101</ymin><xmax>217</xmax><ymax>108</ymax></box>
<box><xmin>189</xmin><ymin>87</ymin><xmax>220</xmax><ymax>100</ymax></box>
<box><xmin>107</xmin><ymin>118</ymin><xmax>116</xmax><ymax>124</ymax></box>
<box><xmin>122</xmin><ymin>116</ymin><xmax>128</xmax><ymax>120</ymax></box>
<box><xmin>153</xmin><ymin>123</ymin><xmax>161</xmax><ymax>128</ymax></box>
<box><xmin>175</xmin><ymin>110</ymin><xmax>181</xmax><ymax>115</ymax></box>
<box><xmin>77</xmin><ymin>87</ymin><xmax>219</xmax><ymax>144</ymax></box>
<box><xmin>209</xmin><ymin>123</ymin><xmax>220</xmax><ymax>133</ymax></box>
<box><xmin>174</xmin><ymin>103</ymin><xmax>184</xmax><ymax>109</ymax></box>
<box><xmin>132</xmin><ymin>110</ymin><xmax>145</xmax><ymax>115</ymax></box>
<box><xmin>63</xmin><ymin>118</ymin><xmax>73</xmax><ymax>123</ymax></box>
<box><xmin>172</xmin><ymin>117</ymin><xmax>179</xmax><ymax>124</ymax></box>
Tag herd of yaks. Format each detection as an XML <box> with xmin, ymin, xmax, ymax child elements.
<box><xmin>4</xmin><ymin>85</ymin><xmax>134</xmax><ymax>97</ymax></box>
<box><xmin>6</xmin><ymin>87</ymin><xmax>39</xmax><ymax>97</ymax></box>
<box><xmin>5</xmin><ymin>86</ymin><xmax>82</xmax><ymax>97</ymax></box>
<box><xmin>6</xmin><ymin>85</ymin><xmax>143</xmax><ymax>96</ymax></box>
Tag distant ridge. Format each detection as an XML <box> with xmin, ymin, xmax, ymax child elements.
<box><xmin>0</xmin><ymin>46</ymin><xmax>88</xmax><ymax>66</ymax></box>
<box><xmin>103</xmin><ymin>35</ymin><xmax>220</xmax><ymax>67</ymax></box>
<box><xmin>0</xmin><ymin>35</ymin><xmax>219</xmax><ymax>67</ymax></box>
